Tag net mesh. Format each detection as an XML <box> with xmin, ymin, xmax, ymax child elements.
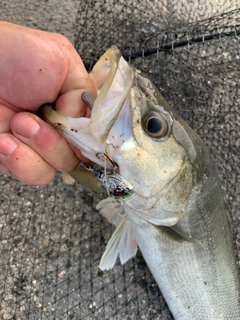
<box><xmin>0</xmin><ymin>1</ymin><xmax>240</xmax><ymax>319</ymax></box>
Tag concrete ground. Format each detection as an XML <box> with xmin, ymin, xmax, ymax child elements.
<box><xmin>0</xmin><ymin>1</ymin><xmax>239</xmax><ymax>319</ymax></box>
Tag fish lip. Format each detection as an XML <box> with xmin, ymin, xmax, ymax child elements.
<box><xmin>89</xmin><ymin>47</ymin><xmax>134</xmax><ymax>143</ymax></box>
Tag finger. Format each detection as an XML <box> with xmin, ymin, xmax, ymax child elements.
<box><xmin>0</xmin><ymin>133</ymin><xmax>55</xmax><ymax>185</ymax></box>
<box><xmin>59</xmin><ymin>41</ymin><xmax>96</xmax><ymax>96</ymax></box>
<box><xmin>0</xmin><ymin>103</ymin><xmax>17</xmax><ymax>133</ymax></box>
<box><xmin>0</xmin><ymin>23</ymin><xmax>95</xmax><ymax>112</ymax></box>
<box><xmin>55</xmin><ymin>89</ymin><xmax>91</xmax><ymax>118</ymax></box>
<box><xmin>11</xmin><ymin>112</ymin><xmax>80</xmax><ymax>172</ymax></box>
<box><xmin>55</xmin><ymin>41</ymin><xmax>96</xmax><ymax>118</ymax></box>
<box><xmin>0</xmin><ymin>24</ymin><xmax>66</xmax><ymax>110</ymax></box>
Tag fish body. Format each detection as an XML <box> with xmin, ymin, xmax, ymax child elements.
<box><xmin>42</xmin><ymin>47</ymin><xmax>240</xmax><ymax>319</ymax></box>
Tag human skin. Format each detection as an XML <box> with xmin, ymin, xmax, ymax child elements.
<box><xmin>0</xmin><ymin>22</ymin><xmax>96</xmax><ymax>185</ymax></box>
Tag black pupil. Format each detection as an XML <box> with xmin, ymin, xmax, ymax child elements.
<box><xmin>147</xmin><ymin>117</ymin><xmax>162</xmax><ymax>133</ymax></box>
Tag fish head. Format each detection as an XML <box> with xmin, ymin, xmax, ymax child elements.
<box><xmin>89</xmin><ymin>47</ymin><xmax>196</xmax><ymax>226</ymax></box>
<box><xmin>42</xmin><ymin>46</ymin><xmax>197</xmax><ymax>226</ymax></box>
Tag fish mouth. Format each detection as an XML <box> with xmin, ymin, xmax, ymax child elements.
<box><xmin>41</xmin><ymin>47</ymin><xmax>136</xmax><ymax>190</ymax></box>
<box><xmin>89</xmin><ymin>46</ymin><xmax>134</xmax><ymax>144</ymax></box>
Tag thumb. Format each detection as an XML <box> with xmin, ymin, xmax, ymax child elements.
<box><xmin>55</xmin><ymin>39</ymin><xmax>96</xmax><ymax>118</ymax></box>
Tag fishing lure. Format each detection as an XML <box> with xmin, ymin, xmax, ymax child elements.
<box><xmin>94</xmin><ymin>170</ymin><xmax>133</xmax><ymax>199</ymax></box>
<box><xmin>78</xmin><ymin>161</ymin><xmax>133</xmax><ymax>199</ymax></box>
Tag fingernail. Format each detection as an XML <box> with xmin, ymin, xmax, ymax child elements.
<box><xmin>0</xmin><ymin>135</ymin><xmax>17</xmax><ymax>156</ymax></box>
<box><xmin>12</xmin><ymin>113</ymin><xmax>40</xmax><ymax>138</ymax></box>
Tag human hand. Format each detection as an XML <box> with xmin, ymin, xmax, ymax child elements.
<box><xmin>0</xmin><ymin>22</ymin><xmax>96</xmax><ymax>185</ymax></box>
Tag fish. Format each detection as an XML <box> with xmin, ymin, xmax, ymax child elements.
<box><xmin>42</xmin><ymin>46</ymin><xmax>240</xmax><ymax>319</ymax></box>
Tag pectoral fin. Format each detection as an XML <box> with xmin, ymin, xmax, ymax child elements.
<box><xmin>96</xmin><ymin>198</ymin><xmax>126</xmax><ymax>227</ymax></box>
<box><xmin>97</xmin><ymin>198</ymin><xmax>138</xmax><ymax>270</ymax></box>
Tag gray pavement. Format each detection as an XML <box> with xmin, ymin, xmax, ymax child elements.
<box><xmin>0</xmin><ymin>1</ymin><xmax>239</xmax><ymax>319</ymax></box>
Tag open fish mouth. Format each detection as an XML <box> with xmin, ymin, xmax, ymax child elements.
<box><xmin>42</xmin><ymin>46</ymin><xmax>135</xmax><ymax>166</ymax></box>
<box><xmin>88</xmin><ymin>46</ymin><xmax>134</xmax><ymax>144</ymax></box>
<box><xmin>41</xmin><ymin>46</ymin><xmax>136</xmax><ymax>196</ymax></box>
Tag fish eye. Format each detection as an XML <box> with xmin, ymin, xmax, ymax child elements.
<box><xmin>142</xmin><ymin>111</ymin><xmax>168</xmax><ymax>138</ymax></box>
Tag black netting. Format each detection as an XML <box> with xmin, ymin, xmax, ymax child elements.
<box><xmin>1</xmin><ymin>1</ymin><xmax>240</xmax><ymax>319</ymax></box>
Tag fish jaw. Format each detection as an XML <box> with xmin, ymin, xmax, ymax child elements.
<box><xmin>89</xmin><ymin>45</ymin><xmax>121</xmax><ymax>93</ymax></box>
<box><xmin>41</xmin><ymin>105</ymin><xmax>107</xmax><ymax>168</ymax></box>
<box><xmin>89</xmin><ymin>47</ymin><xmax>134</xmax><ymax>143</ymax></box>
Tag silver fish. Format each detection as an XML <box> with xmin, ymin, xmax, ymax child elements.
<box><xmin>42</xmin><ymin>46</ymin><xmax>240</xmax><ymax>319</ymax></box>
